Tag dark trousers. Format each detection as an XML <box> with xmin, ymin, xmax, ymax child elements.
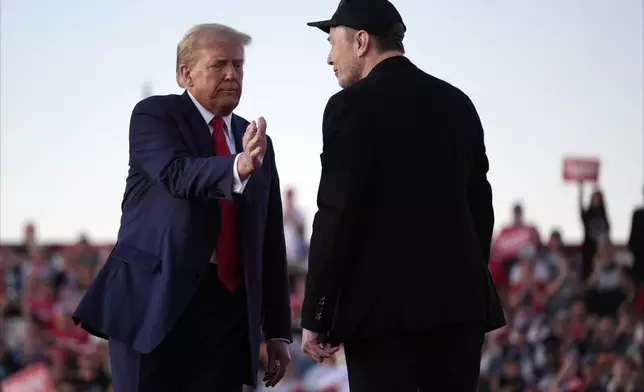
<box><xmin>109</xmin><ymin>265</ymin><xmax>251</xmax><ymax>392</ymax></box>
<box><xmin>344</xmin><ymin>324</ymin><xmax>485</xmax><ymax>392</ymax></box>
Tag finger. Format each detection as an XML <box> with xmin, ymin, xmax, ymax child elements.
<box><xmin>243</xmin><ymin>122</ymin><xmax>257</xmax><ymax>141</ymax></box>
<box><xmin>307</xmin><ymin>343</ymin><xmax>330</xmax><ymax>362</ymax></box>
<box><xmin>256</xmin><ymin>117</ymin><xmax>267</xmax><ymax>134</ymax></box>
<box><xmin>249</xmin><ymin>146</ymin><xmax>263</xmax><ymax>159</ymax></box>
<box><xmin>247</xmin><ymin>132</ymin><xmax>261</xmax><ymax>148</ymax></box>
<box><xmin>265</xmin><ymin>362</ymin><xmax>281</xmax><ymax>386</ymax></box>
<box><xmin>269</xmin><ymin>361</ymin><xmax>287</xmax><ymax>387</ymax></box>
<box><xmin>245</xmin><ymin>120</ymin><xmax>257</xmax><ymax>135</ymax></box>
<box><xmin>302</xmin><ymin>345</ymin><xmax>322</xmax><ymax>363</ymax></box>
<box><xmin>321</xmin><ymin>344</ymin><xmax>340</xmax><ymax>356</ymax></box>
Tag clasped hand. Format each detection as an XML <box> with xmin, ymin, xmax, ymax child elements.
<box><xmin>301</xmin><ymin>329</ymin><xmax>339</xmax><ymax>363</ymax></box>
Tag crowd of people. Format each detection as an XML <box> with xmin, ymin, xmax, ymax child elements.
<box><xmin>481</xmin><ymin>185</ymin><xmax>644</xmax><ymax>392</ymax></box>
<box><xmin>0</xmin><ymin>186</ymin><xmax>642</xmax><ymax>391</ymax></box>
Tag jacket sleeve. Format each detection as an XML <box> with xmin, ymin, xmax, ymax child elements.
<box><xmin>301</xmin><ymin>93</ymin><xmax>372</xmax><ymax>333</ymax></box>
<box><xmin>464</xmin><ymin>95</ymin><xmax>495</xmax><ymax>263</ymax></box>
<box><xmin>129</xmin><ymin>97</ymin><xmax>236</xmax><ymax>200</ymax></box>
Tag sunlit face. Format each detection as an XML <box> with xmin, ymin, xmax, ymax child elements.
<box><xmin>183</xmin><ymin>40</ymin><xmax>244</xmax><ymax>115</ymax></box>
<box><xmin>327</xmin><ymin>27</ymin><xmax>362</xmax><ymax>88</ymax></box>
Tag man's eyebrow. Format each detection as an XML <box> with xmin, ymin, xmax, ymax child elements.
<box><xmin>212</xmin><ymin>58</ymin><xmax>245</xmax><ymax>63</ymax></box>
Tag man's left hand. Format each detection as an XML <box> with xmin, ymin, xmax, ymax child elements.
<box><xmin>263</xmin><ymin>340</ymin><xmax>291</xmax><ymax>387</ymax></box>
<box><xmin>301</xmin><ymin>329</ymin><xmax>339</xmax><ymax>363</ymax></box>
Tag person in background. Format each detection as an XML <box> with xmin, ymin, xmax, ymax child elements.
<box><xmin>283</xmin><ymin>188</ymin><xmax>308</xmax><ymax>269</ymax></box>
<box><xmin>73</xmin><ymin>350</ymin><xmax>112</xmax><ymax>392</ymax></box>
<box><xmin>569</xmin><ymin>298</ymin><xmax>589</xmax><ymax>340</ymax></box>
<box><xmin>495</xmin><ymin>203</ymin><xmax>542</xmax><ymax>264</ymax></box>
<box><xmin>628</xmin><ymin>188</ymin><xmax>644</xmax><ymax>285</ymax></box>
<box><xmin>587</xmin><ymin>317</ymin><xmax>622</xmax><ymax>358</ymax></box>
<box><xmin>507</xmin><ymin>252</ymin><xmax>548</xmax><ymax>313</ymax></box>
<box><xmin>586</xmin><ymin>237</ymin><xmax>634</xmax><ymax>319</ymax></box>
<box><xmin>542</xmin><ymin>245</ymin><xmax>579</xmax><ymax>318</ymax></box>
<box><xmin>606</xmin><ymin>356</ymin><xmax>644</xmax><ymax>392</ymax></box>
<box><xmin>489</xmin><ymin>348</ymin><xmax>527</xmax><ymax>392</ymax></box>
<box><xmin>489</xmin><ymin>203</ymin><xmax>542</xmax><ymax>296</ymax></box>
<box><xmin>579</xmin><ymin>184</ymin><xmax>611</xmax><ymax>281</ymax></box>
<box><xmin>69</xmin><ymin>233</ymin><xmax>101</xmax><ymax>278</ymax></box>
<box><xmin>579</xmin><ymin>355</ymin><xmax>604</xmax><ymax>392</ymax></box>
<box><xmin>549</xmin><ymin>355</ymin><xmax>582</xmax><ymax>392</ymax></box>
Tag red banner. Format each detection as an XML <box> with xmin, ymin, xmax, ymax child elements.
<box><xmin>492</xmin><ymin>226</ymin><xmax>539</xmax><ymax>262</ymax></box>
<box><xmin>1</xmin><ymin>363</ymin><xmax>55</xmax><ymax>392</ymax></box>
<box><xmin>563</xmin><ymin>157</ymin><xmax>600</xmax><ymax>182</ymax></box>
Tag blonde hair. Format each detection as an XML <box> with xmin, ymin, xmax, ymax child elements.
<box><xmin>175</xmin><ymin>23</ymin><xmax>252</xmax><ymax>87</ymax></box>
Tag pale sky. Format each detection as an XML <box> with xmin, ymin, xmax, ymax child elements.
<box><xmin>1</xmin><ymin>0</ymin><xmax>642</xmax><ymax>244</ymax></box>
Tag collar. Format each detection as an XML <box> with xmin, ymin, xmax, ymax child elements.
<box><xmin>186</xmin><ymin>90</ymin><xmax>233</xmax><ymax>133</ymax></box>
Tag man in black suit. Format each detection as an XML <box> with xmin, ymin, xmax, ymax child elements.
<box><xmin>301</xmin><ymin>1</ymin><xmax>506</xmax><ymax>391</ymax></box>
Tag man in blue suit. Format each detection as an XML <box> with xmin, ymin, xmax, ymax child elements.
<box><xmin>73</xmin><ymin>23</ymin><xmax>292</xmax><ymax>392</ymax></box>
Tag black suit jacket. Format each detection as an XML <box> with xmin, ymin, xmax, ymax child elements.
<box><xmin>302</xmin><ymin>56</ymin><xmax>505</xmax><ymax>343</ymax></box>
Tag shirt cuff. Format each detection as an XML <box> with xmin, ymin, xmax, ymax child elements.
<box><xmin>266</xmin><ymin>338</ymin><xmax>291</xmax><ymax>343</ymax></box>
<box><xmin>232</xmin><ymin>153</ymin><xmax>250</xmax><ymax>194</ymax></box>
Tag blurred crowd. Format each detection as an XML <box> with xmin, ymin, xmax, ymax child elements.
<box><xmin>1</xmin><ymin>186</ymin><xmax>643</xmax><ymax>392</ymax></box>
<box><xmin>480</xmin><ymin>185</ymin><xmax>644</xmax><ymax>392</ymax></box>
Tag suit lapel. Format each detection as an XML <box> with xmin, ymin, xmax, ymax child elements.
<box><xmin>179</xmin><ymin>91</ymin><xmax>214</xmax><ymax>157</ymax></box>
<box><xmin>231</xmin><ymin>114</ymin><xmax>245</xmax><ymax>154</ymax></box>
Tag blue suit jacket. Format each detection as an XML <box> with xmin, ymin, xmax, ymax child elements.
<box><xmin>73</xmin><ymin>91</ymin><xmax>292</xmax><ymax>380</ymax></box>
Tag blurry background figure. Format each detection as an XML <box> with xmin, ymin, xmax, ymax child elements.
<box><xmin>585</xmin><ymin>237</ymin><xmax>634</xmax><ymax>320</ymax></box>
<box><xmin>283</xmin><ymin>187</ymin><xmax>308</xmax><ymax>269</ymax></box>
<box><xmin>628</xmin><ymin>188</ymin><xmax>644</xmax><ymax>286</ymax></box>
<box><xmin>579</xmin><ymin>185</ymin><xmax>611</xmax><ymax>281</ymax></box>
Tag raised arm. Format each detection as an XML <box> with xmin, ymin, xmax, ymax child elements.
<box><xmin>129</xmin><ymin>97</ymin><xmax>236</xmax><ymax>200</ymax></box>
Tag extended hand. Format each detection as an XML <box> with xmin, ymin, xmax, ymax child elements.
<box><xmin>263</xmin><ymin>340</ymin><xmax>291</xmax><ymax>387</ymax></box>
<box><xmin>301</xmin><ymin>329</ymin><xmax>339</xmax><ymax>363</ymax></box>
<box><xmin>237</xmin><ymin>118</ymin><xmax>267</xmax><ymax>180</ymax></box>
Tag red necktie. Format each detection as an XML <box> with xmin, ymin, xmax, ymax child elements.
<box><xmin>211</xmin><ymin>117</ymin><xmax>241</xmax><ymax>292</ymax></box>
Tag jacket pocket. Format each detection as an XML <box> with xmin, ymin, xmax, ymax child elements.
<box><xmin>110</xmin><ymin>243</ymin><xmax>161</xmax><ymax>273</ymax></box>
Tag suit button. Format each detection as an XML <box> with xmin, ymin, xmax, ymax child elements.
<box><xmin>195</xmin><ymin>274</ymin><xmax>201</xmax><ymax>282</ymax></box>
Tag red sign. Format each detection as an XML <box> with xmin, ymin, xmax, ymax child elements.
<box><xmin>1</xmin><ymin>363</ymin><xmax>55</xmax><ymax>392</ymax></box>
<box><xmin>563</xmin><ymin>157</ymin><xmax>600</xmax><ymax>182</ymax></box>
<box><xmin>492</xmin><ymin>226</ymin><xmax>539</xmax><ymax>262</ymax></box>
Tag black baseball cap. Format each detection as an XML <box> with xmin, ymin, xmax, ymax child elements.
<box><xmin>307</xmin><ymin>0</ymin><xmax>406</xmax><ymax>35</ymax></box>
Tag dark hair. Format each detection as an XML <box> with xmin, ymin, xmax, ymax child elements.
<box><xmin>371</xmin><ymin>22</ymin><xmax>405</xmax><ymax>53</ymax></box>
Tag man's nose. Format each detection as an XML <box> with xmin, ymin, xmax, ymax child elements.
<box><xmin>327</xmin><ymin>53</ymin><xmax>333</xmax><ymax>66</ymax></box>
<box><xmin>223</xmin><ymin>64</ymin><xmax>238</xmax><ymax>80</ymax></box>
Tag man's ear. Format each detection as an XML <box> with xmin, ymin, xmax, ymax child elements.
<box><xmin>355</xmin><ymin>30</ymin><xmax>370</xmax><ymax>57</ymax></box>
<box><xmin>179</xmin><ymin>64</ymin><xmax>194</xmax><ymax>88</ymax></box>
